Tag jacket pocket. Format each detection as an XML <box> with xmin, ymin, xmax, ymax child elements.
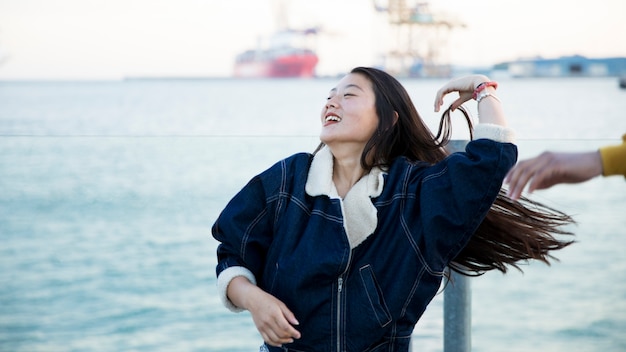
<box><xmin>359</xmin><ymin>264</ymin><xmax>392</xmax><ymax>327</ymax></box>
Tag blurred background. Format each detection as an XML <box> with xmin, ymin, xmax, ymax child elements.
<box><xmin>1</xmin><ymin>1</ymin><xmax>625</xmax><ymax>352</ymax></box>
<box><xmin>1</xmin><ymin>0</ymin><xmax>626</xmax><ymax>80</ymax></box>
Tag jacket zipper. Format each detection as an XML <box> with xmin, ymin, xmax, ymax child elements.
<box><xmin>336</xmin><ymin>276</ymin><xmax>343</xmax><ymax>352</ymax></box>
<box><xmin>336</xmin><ymin>248</ymin><xmax>351</xmax><ymax>352</ymax></box>
<box><xmin>336</xmin><ymin>198</ymin><xmax>352</xmax><ymax>352</ymax></box>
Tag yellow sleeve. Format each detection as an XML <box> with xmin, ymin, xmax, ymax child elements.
<box><xmin>599</xmin><ymin>134</ymin><xmax>626</xmax><ymax>177</ymax></box>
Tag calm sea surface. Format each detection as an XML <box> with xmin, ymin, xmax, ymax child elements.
<box><xmin>1</xmin><ymin>77</ymin><xmax>625</xmax><ymax>351</ymax></box>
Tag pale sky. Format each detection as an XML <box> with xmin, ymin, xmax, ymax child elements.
<box><xmin>0</xmin><ymin>0</ymin><xmax>624</xmax><ymax>80</ymax></box>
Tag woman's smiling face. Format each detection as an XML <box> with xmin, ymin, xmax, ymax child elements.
<box><xmin>319</xmin><ymin>73</ymin><xmax>379</xmax><ymax>150</ymax></box>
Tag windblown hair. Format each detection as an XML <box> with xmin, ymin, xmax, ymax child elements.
<box><xmin>317</xmin><ymin>66</ymin><xmax>574</xmax><ymax>276</ymax></box>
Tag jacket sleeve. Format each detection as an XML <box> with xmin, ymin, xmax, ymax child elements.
<box><xmin>212</xmin><ymin>165</ymin><xmax>280</xmax><ymax>312</ymax></box>
<box><xmin>599</xmin><ymin>134</ymin><xmax>626</xmax><ymax>177</ymax></box>
<box><xmin>414</xmin><ymin>124</ymin><xmax>517</xmax><ymax>271</ymax></box>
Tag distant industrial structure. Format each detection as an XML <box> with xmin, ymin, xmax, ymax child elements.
<box><xmin>495</xmin><ymin>55</ymin><xmax>626</xmax><ymax>78</ymax></box>
<box><xmin>372</xmin><ymin>0</ymin><xmax>465</xmax><ymax>77</ymax></box>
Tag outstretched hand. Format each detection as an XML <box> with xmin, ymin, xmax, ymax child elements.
<box><xmin>434</xmin><ymin>74</ymin><xmax>490</xmax><ymax>112</ymax></box>
<box><xmin>505</xmin><ymin>150</ymin><xmax>603</xmax><ymax>200</ymax></box>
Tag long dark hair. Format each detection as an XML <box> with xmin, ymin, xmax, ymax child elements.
<box><xmin>318</xmin><ymin>66</ymin><xmax>574</xmax><ymax>276</ymax></box>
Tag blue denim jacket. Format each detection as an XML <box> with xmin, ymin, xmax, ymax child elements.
<box><xmin>213</xmin><ymin>137</ymin><xmax>517</xmax><ymax>352</ymax></box>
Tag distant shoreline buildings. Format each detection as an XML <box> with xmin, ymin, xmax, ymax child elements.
<box><xmin>487</xmin><ymin>55</ymin><xmax>626</xmax><ymax>78</ymax></box>
<box><xmin>384</xmin><ymin>55</ymin><xmax>626</xmax><ymax>80</ymax></box>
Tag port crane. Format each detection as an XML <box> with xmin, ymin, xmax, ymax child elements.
<box><xmin>373</xmin><ymin>0</ymin><xmax>464</xmax><ymax>77</ymax></box>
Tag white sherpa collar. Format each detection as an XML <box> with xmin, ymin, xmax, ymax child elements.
<box><xmin>305</xmin><ymin>146</ymin><xmax>386</xmax><ymax>248</ymax></box>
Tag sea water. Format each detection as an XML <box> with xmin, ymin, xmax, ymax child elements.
<box><xmin>0</xmin><ymin>77</ymin><xmax>625</xmax><ymax>351</ymax></box>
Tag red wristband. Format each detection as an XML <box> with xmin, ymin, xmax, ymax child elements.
<box><xmin>472</xmin><ymin>81</ymin><xmax>498</xmax><ymax>100</ymax></box>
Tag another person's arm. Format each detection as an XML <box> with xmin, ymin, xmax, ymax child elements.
<box><xmin>599</xmin><ymin>134</ymin><xmax>626</xmax><ymax>177</ymax></box>
<box><xmin>505</xmin><ymin>150</ymin><xmax>603</xmax><ymax>200</ymax></box>
<box><xmin>505</xmin><ymin>134</ymin><xmax>626</xmax><ymax>200</ymax></box>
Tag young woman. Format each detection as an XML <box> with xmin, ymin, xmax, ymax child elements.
<box><xmin>212</xmin><ymin>67</ymin><xmax>573</xmax><ymax>351</ymax></box>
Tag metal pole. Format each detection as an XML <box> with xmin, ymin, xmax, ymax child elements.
<box><xmin>444</xmin><ymin>270</ymin><xmax>471</xmax><ymax>352</ymax></box>
<box><xmin>443</xmin><ymin>140</ymin><xmax>471</xmax><ymax>352</ymax></box>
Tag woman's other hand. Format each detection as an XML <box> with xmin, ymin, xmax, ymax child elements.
<box><xmin>227</xmin><ymin>276</ymin><xmax>301</xmax><ymax>347</ymax></box>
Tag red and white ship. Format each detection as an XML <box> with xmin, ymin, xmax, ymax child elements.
<box><xmin>234</xmin><ymin>28</ymin><xmax>319</xmax><ymax>78</ymax></box>
<box><xmin>234</xmin><ymin>47</ymin><xmax>318</xmax><ymax>78</ymax></box>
